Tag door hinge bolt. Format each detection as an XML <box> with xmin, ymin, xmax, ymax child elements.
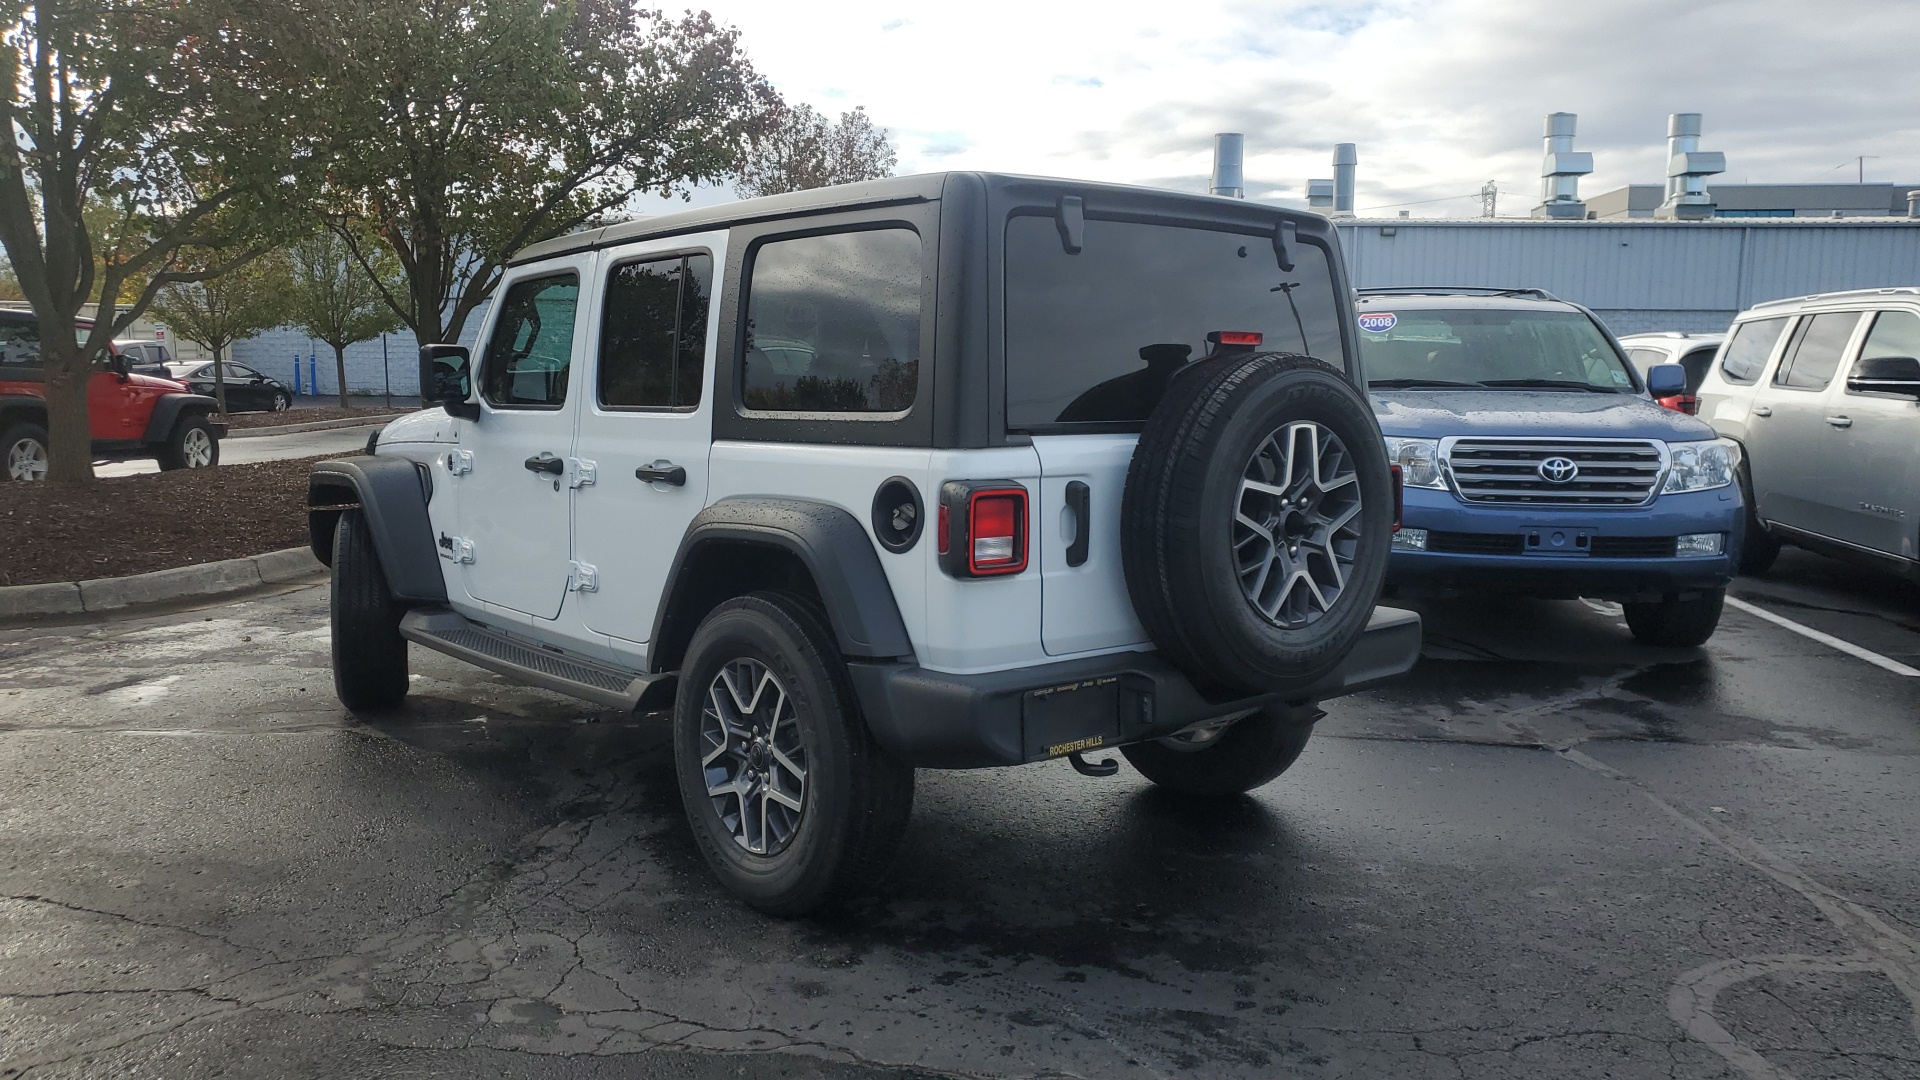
<box><xmin>445</xmin><ymin>450</ymin><xmax>473</xmax><ymax>475</ymax></box>
<box><xmin>569</xmin><ymin>458</ymin><xmax>597</xmax><ymax>488</ymax></box>
<box><xmin>437</xmin><ymin>533</ymin><xmax>475</xmax><ymax>564</ymax></box>
<box><xmin>569</xmin><ymin>561</ymin><xmax>599</xmax><ymax>592</ymax></box>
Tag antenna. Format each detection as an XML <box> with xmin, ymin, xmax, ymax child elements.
<box><xmin>1856</xmin><ymin>155</ymin><xmax>1880</xmax><ymax>183</ymax></box>
<box><xmin>1481</xmin><ymin>180</ymin><xmax>1498</xmax><ymax>218</ymax></box>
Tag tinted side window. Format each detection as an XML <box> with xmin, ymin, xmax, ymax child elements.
<box><xmin>0</xmin><ymin>320</ymin><xmax>42</xmax><ymax>369</ymax></box>
<box><xmin>1004</xmin><ymin>216</ymin><xmax>1345</xmax><ymax>428</ymax></box>
<box><xmin>481</xmin><ymin>274</ymin><xmax>580</xmax><ymax>408</ymax></box>
<box><xmin>1719</xmin><ymin>317</ymin><xmax>1789</xmax><ymax>384</ymax></box>
<box><xmin>599</xmin><ymin>253</ymin><xmax>713</xmax><ymax>409</ymax></box>
<box><xmin>1857</xmin><ymin>311</ymin><xmax>1920</xmax><ymax>367</ymax></box>
<box><xmin>741</xmin><ymin>229</ymin><xmax>922</xmax><ymax>414</ymax></box>
<box><xmin>1774</xmin><ymin>312</ymin><xmax>1860</xmax><ymax>391</ymax></box>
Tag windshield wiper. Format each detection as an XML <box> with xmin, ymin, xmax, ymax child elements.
<box><xmin>1368</xmin><ymin>378</ymin><xmax>1486</xmax><ymax>389</ymax></box>
<box><xmin>1477</xmin><ymin>379</ymin><xmax>1621</xmax><ymax>393</ymax></box>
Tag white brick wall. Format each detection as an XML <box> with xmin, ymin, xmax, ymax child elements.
<box><xmin>228</xmin><ymin>306</ymin><xmax>490</xmax><ymax>399</ymax></box>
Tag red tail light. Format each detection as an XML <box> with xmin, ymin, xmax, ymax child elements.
<box><xmin>1656</xmin><ymin>394</ymin><xmax>1700</xmax><ymax>416</ymax></box>
<box><xmin>1390</xmin><ymin>464</ymin><xmax>1403</xmax><ymax>532</ymax></box>
<box><xmin>1208</xmin><ymin>330</ymin><xmax>1263</xmax><ymax>347</ymax></box>
<box><xmin>938</xmin><ymin>481</ymin><xmax>1029</xmax><ymax>577</ymax></box>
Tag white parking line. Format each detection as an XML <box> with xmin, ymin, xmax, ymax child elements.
<box><xmin>1724</xmin><ymin>596</ymin><xmax>1920</xmax><ymax>677</ymax></box>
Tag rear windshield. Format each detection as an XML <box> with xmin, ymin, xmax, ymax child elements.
<box><xmin>1359</xmin><ymin>306</ymin><xmax>1635</xmax><ymax>392</ymax></box>
<box><xmin>1004</xmin><ymin>216</ymin><xmax>1346</xmax><ymax>428</ymax></box>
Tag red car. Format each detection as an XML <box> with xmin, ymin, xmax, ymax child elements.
<box><xmin>0</xmin><ymin>309</ymin><xmax>225</xmax><ymax>481</ymax></box>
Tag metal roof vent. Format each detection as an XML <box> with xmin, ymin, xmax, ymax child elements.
<box><xmin>1332</xmin><ymin>144</ymin><xmax>1357</xmax><ymax>217</ymax></box>
<box><xmin>1907</xmin><ymin>190</ymin><xmax>1919</xmax><ymax>218</ymax></box>
<box><xmin>1657</xmin><ymin>113</ymin><xmax>1724</xmax><ymax>220</ymax></box>
<box><xmin>1534</xmin><ymin>112</ymin><xmax>1592</xmax><ymax>219</ymax></box>
<box><xmin>1306</xmin><ymin>178</ymin><xmax>1334</xmax><ymax>210</ymax></box>
<box><xmin>1211</xmin><ymin>133</ymin><xmax>1245</xmax><ymax>199</ymax></box>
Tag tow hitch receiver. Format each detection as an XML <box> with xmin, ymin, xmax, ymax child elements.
<box><xmin>1068</xmin><ymin>750</ymin><xmax>1120</xmax><ymax>777</ymax></box>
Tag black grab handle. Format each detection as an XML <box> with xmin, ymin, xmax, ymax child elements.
<box><xmin>523</xmin><ymin>454</ymin><xmax>564</xmax><ymax>475</ymax></box>
<box><xmin>635</xmin><ymin>462</ymin><xmax>687</xmax><ymax>487</ymax></box>
<box><xmin>1065</xmin><ymin>481</ymin><xmax>1091</xmax><ymax>567</ymax></box>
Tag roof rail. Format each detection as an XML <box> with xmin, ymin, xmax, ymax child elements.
<box><xmin>1355</xmin><ymin>285</ymin><xmax>1561</xmax><ymax>301</ymax></box>
<box><xmin>1749</xmin><ymin>286</ymin><xmax>1920</xmax><ymax>310</ymax></box>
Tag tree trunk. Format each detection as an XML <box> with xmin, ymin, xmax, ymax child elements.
<box><xmin>334</xmin><ymin>343</ymin><xmax>351</xmax><ymax>409</ymax></box>
<box><xmin>212</xmin><ymin>345</ymin><xmax>230</xmax><ymax>415</ymax></box>
<box><xmin>40</xmin><ymin>344</ymin><xmax>95</xmax><ymax>486</ymax></box>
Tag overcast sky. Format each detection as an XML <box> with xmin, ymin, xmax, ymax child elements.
<box><xmin>659</xmin><ymin>0</ymin><xmax>1920</xmax><ymax>218</ymax></box>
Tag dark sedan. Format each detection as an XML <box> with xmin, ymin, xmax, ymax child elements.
<box><xmin>164</xmin><ymin>361</ymin><xmax>294</xmax><ymax>413</ymax></box>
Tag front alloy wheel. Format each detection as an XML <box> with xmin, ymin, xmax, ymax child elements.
<box><xmin>1233</xmin><ymin>420</ymin><xmax>1363</xmax><ymax>628</ymax></box>
<box><xmin>700</xmin><ymin>658</ymin><xmax>808</xmax><ymax>856</ymax></box>
<box><xmin>179</xmin><ymin>426</ymin><xmax>215</xmax><ymax>468</ymax></box>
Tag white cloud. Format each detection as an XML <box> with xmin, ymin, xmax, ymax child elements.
<box><xmin>664</xmin><ymin>0</ymin><xmax>1919</xmax><ymax>217</ymax></box>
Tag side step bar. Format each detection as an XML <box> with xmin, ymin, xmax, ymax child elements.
<box><xmin>399</xmin><ymin>608</ymin><xmax>669</xmax><ymax>711</ymax></box>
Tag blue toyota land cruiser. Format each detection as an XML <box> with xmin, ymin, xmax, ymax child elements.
<box><xmin>1357</xmin><ymin>287</ymin><xmax>1743</xmax><ymax>646</ymax></box>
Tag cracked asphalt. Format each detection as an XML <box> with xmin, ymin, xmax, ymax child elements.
<box><xmin>2</xmin><ymin>546</ymin><xmax>1917</xmax><ymax>1079</ymax></box>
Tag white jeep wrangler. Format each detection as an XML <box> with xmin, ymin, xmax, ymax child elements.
<box><xmin>308</xmin><ymin>173</ymin><xmax>1421</xmax><ymax>915</ymax></box>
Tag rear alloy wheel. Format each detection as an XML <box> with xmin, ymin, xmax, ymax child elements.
<box><xmin>1121</xmin><ymin>702</ymin><xmax>1318</xmax><ymax>797</ymax></box>
<box><xmin>1624</xmin><ymin>587</ymin><xmax>1725</xmax><ymax>647</ymax></box>
<box><xmin>3</xmin><ymin>422</ymin><xmax>49</xmax><ymax>482</ymax></box>
<box><xmin>674</xmin><ymin>593</ymin><xmax>914</xmax><ymax>916</ymax></box>
<box><xmin>156</xmin><ymin>414</ymin><xmax>218</xmax><ymax>471</ymax></box>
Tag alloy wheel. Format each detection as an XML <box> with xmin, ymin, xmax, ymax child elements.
<box><xmin>6</xmin><ymin>436</ymin><xmax>48</xmax><ymax>481</ymax></box>
<box><xmin>1232</xmin><ymin>421</ymin><xmax>1363</xmax><ymax>628</ymax></box>
<box><xmin>700</xmin><ymin>658</ymin><xmax>808</xmax><ymax>855</ymax></box>
<box><xmin>181</xmin><ymin>428</ymin><xmax>215</xmax><ymax>468</ymax></box>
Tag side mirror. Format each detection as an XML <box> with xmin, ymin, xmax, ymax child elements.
<box><xmin>1645</xmin><ymin>363</ymin><xmax>1686</xmax><ymax>397</ymax></box>
<box><xmin>1846</xmin><ymin>355</ymin><xmax>1920</xmax><ymax>398</ymax></box>
<box><xmin>419</xmin><ymin>344</ymin><xmax>480</xmax><ymax>420</ymax></box>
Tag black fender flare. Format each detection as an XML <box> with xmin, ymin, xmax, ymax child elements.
<box><xmin>1</xmin><ymin>394</ymin><xmax>47</xmax><ymax>425</ymax></box>
<box><xmin>306</xmin><ymin>456</ymin><xmax>447</xmax><ymax>604</ymax></box>
<box><xmin>140</xmin><ymin>393</ymin><xmax>220</xmax><ymax>443</ymax></box>
<box><xmin>651</xmin><ymin>497</ymin><xmax>914</xmax><ymax>669</ymax></box>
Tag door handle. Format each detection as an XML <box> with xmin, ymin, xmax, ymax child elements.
<box><xmin>1752</xmin><ymin>406</ymin><xmax>1772</xmax><ymax>418</ymax></box>
<box><xmin>635</xmin><ymin>461</ymin><xmax>687</xmax><ymax>486</ymax></box>
<box><xmin>523</xmin><ymin>454</ymin><xmax>564</xmax><ymax>475</ymax></box>
<box><xmin>1826</xmin><ymin>415</ymin><xmax>1853</xmax><ymax>428</ymax></box>
<box><xmin>1064</xmin><ymin>481</ymin><xmax>1091</xmax><ymax>567</ymax></box>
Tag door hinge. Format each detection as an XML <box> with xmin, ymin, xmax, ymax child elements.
<box><xmin>569</xmin><ymin>458</ymin><xmax>597</xmax><ymax>489</ymax></box>
<box><xmin>437</xmin><ymin>533</ymin><xmax>475</xmax><ymax>564</ymax></box>
<box><xmin>568</xmin><ymin>560</ymin><xmax>599</xmax><ymax>592</ymax></box>
<box><xmin>444</xmin><ymin>449</ymin><xmax>473</xmax><ymax>475</ymax></box>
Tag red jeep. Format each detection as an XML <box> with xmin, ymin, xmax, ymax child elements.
<box><xmin>0</xmin><ymin>309</ymin><xmax>225</xmax><ymax>481</ymax></box>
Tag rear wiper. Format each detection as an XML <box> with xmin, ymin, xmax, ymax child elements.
<box><xmin>1477</xmin><ymin>379</ymin><xmax>1620</xmax><ymax>393</ymax></box>
<box><xmin>1368</xmin><ymin>378</ymin><xmax>1485</xmax><ymax>389</ymax></box>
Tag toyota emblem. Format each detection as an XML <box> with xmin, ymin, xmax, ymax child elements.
<box><xmin>1538</xmin><ymin>456</ymin><xmax>1579</xmax><ymax>484</ymax></box>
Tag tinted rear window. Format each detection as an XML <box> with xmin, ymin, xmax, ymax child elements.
<box><xmin>1004</xmin><ymin>216</ymin><xmax>1345</xmax><ymax>428</ymax></box>
<box><xmin>1718</xmin><ymin>317</ymin><xmax>1789</xmax><ymax>384</ymax></box>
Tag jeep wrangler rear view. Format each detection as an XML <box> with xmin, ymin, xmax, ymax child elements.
<box><xmin>308</xmin><ymin>174</ymin><xmax>1422</xmax><ymax>915</ymax></box>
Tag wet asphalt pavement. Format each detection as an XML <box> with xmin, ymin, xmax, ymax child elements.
<box><xmin>1</xmin><ymin>548</ymin><xmax>1917</xmax><ymax>1079</ymax></box>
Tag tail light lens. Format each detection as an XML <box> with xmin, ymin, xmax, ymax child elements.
<box><xmin>938</xmin><ymin>481</ymin><xmax>1029</xmax><ymax>577</ymax></box>
<box><xmin>1390</xmin><ymin>464</ymin><xmax>1403</xmax><ymax>532</ymax></box>
<box><xmin>1656</xmin><ymin>393</ymin><xmax>1701</xmax><ymax>416</ymax></box>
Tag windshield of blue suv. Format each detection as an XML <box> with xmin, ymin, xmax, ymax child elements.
<box><xmin>1358</xmin><ymin>306</ymin><xmax>1637</xmax><ymax>392</ymax></box>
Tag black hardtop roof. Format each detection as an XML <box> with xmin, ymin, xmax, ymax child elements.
<box><xmin>509</xmin><ymin>171</ymin><xmax>1333</xmax><ymax>266</ymax></box>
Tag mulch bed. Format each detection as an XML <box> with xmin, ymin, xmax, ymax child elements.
<box><xmin>0</xmin><ymin>456</ymin><xmax>342</xmax><ymax>587</ymax></box>
<box><xmin>220</xmin><ymin>406</ymin><xmax>415</xmax><ymax>430</ymax></box>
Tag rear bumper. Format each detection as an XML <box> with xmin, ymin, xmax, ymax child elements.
<box><xmin>849</xmin><ymin>605</ymin><xmax>1422</xmax><ymax>769</ymax></box>
<box><xmin>1388</xmin><ymin>487</ymin><xmax>1741</xmax><ymax>600</ymax></box>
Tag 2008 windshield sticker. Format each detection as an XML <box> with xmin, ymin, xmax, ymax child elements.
<box><xmin>1358</xmin><ymin>312</ymin><xmax>1397</xmax><ymax>334</ymax></box>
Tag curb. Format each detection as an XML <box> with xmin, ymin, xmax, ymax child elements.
<box><xmin>226</xmin><ymin>413</ymin><xmax>409</xmax><ymax>439</ymax></box>
<box><xmin>0</xmin><ymin>547</ymin><xmax>325</xmax><ymax>621</ymax></box>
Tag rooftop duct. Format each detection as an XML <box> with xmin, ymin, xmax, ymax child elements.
<box><xmin>1211</xmin><ymin>133</ymin><xmax>1245</xmax><ymax>198</ymax></box>
<box><xmin>1908</xmin><ymin>190</ymin><xmax>1919</xmax><ymax>218</ymax></box>
<box><xmin>1658</xmin><ymin>113</ymin><xmax>1724</xmax><ymax>220</ymax></box>
<box><xmin>1332</xmin><ymin>143</ymin><xmax>1357</xmax><ymax>217</ymax></box>
<box><xmin>1534</xmin><ymin>112</ymin><xmax>1593</xmax><ymax>220</ymax></box>
<box><xmin>1306</xmin><ymin>178</ymin><xmax>1334</xmax><ymax>210</ymax></box>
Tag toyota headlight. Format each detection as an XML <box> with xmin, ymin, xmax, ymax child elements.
<box><xmin>1383</xmin><ymin>436</ymin><xmax>1445</xmax><ymax>489</ymax></box>
<box><xmin>1662</xmin><ymin>438</ymin><xmax>1740</xmax><ymax>494</ymax></box>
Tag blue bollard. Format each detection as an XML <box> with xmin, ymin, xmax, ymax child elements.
<box><xmin>308</xmin><ymin>352</ymin><xmax>318</xmax><ymax>396</ymax></box>
<box><xmin>291</xmin><ymin>354</ymin><xmax>302</xmax><ymax>396</ymax></box>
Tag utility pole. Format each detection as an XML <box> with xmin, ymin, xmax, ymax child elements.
<box><xmin>1857</xmin><ymin>155</ymin><xmax>1880</xmax><ymax>183</ymax></box>
<box><xmin>1481</xmin><ymin>180</ymin><xmax>1498</xmax><ymax>218</ymax></box>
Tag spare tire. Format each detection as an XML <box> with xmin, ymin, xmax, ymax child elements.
<box><xmin>1121</xmin><ymin>352</ymin><xmax>1393</xmax><ymax>696</ymax></box>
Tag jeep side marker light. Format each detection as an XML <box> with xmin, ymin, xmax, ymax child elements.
<box><xmin>938</xmin><ymin>481</ymin><xmax>1029</xmax><ymax>577</ymax></box>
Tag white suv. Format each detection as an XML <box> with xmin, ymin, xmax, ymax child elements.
<box><xmin>307</xmin><ymin>174</ymin><xmax>1421</xmax><ymax>914</ymax></box>
<box><xmin>1695</xmin><ymin>287</ymin><xmax>1920</xmax><ymax>576</ymax></box>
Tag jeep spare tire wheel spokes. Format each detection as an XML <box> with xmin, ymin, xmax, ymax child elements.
<box><xmin>1122</xmin><ymin>353</ymin><xmax>1393</xmax><ymax>696</ymax></box>
<box><xmin>673</xmin><ymin>593</ymin><xmax>914</xmax><ymax>916</ymax></box>
<box><xmin>3</xmin><ymin>422</ymin><xmax>49</xmax><ymax>482</ymax></box>
<box><xmin>157</xmin><ymin>414</ymin><xmax>218</xmax><ymax>471</ymax></box>
<box><xmin>330</xmin><ymin>509</ymin><xmax>410</xmax><ymax>712</ymax></box>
